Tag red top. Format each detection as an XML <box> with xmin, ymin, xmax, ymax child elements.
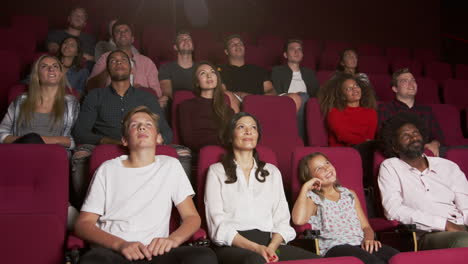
<box><xmin>327</xmin><ymin>106</ymin><xmax>377</xmax><ymax>146</ymax></box>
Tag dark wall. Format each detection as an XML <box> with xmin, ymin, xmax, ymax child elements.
<box><xmin>4</xmin><ymin>0</ymin><xmax>441</xmax><ymax>49</ymax></box>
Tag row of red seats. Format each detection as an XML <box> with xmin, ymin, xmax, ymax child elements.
<box><xmin>2</xmin><ymin>143</ymin><xmax>467</xmax><ymax>263</ymax></box>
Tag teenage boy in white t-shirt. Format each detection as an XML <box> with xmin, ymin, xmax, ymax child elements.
<box><xmin>75</xmin><ymin>106</ymin><xmax>216</xmax><ymax>264</ymax></box>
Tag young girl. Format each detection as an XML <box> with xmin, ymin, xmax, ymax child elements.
<box><xmin>292</xmin><ymin>152</ymin><xmax>399</xmax><ymax>264</ymax></box>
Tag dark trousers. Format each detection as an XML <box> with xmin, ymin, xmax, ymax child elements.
<box><xmin>13</xmin><ymin>132</ymin><xmax>45</xmax><ymax>144</ymax></box>
<box><xmin>325</xmin><ymin>244</ymin><xmax>399</xmax><ymax>264</ymax></box>
<box><xmin>214</xmin><ymin>230</ymin><xmax>320</xmax><ymax>264</ymax></box>
<box><xmin>79</xmin><ymin>246</ymin><xmax>217</xmax><ymax>264</ymax></box>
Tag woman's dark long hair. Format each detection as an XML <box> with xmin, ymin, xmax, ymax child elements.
<box><xmin>57</xmin><ymin>36</ymin><xmax>84</xmax><ymax>70</ymax></box>
<box><xmin>221</xmin><ymin>112</ymin><xmax>270</xmax><ymax>184</ymax></box>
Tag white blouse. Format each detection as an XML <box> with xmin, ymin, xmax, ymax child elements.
<box><xmin>204</xmin><ymin>161</ymin><xmax>296</xmax><ymax>246</ymax></box>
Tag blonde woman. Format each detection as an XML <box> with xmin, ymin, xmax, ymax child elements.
<box><xmin>0</xmin><ymin>55</ymin><xmax>79</xmax><ymax>150</ymax></box>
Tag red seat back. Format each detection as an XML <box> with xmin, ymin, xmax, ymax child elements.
<box><xmin>367</xmin><ymin>73</ymin><xmax>392</xmax><ymax>101</ymax></box>
<box><xmin>171</xmin><ymin>90</ymin><xmax>196</xmax><ymax>144</ymax></box>
<box><xmin>385</xmin><ymin>47</ymin><xmax>411</xmax><ymax>59</ymax></box>
<box><xmin>0</xmin><ymin>144</ymin><xmax>69</xmax><ymax>264</ymax></box>
<box><xmin>442</xmin><ymin>79</ymin><xmax>468</xmax><ymax>109</ymax></box>
<box><xmin>430</xmin><ymin>104</ymin><xmax>468</xmax><ymax>146</ymax></box>
<box><xmin>389</xmin><ymin>248</ymin><xmax>468</xmax><ymax>264</ymax></box>
<box><xmin>415</xmin><ymin>77</ymin><xmax>440</xmax><ymax>104</ymax></box>
<box><xmin>0</xmin><ymin>50</ymin><xmax>22</xmax><ymax>115</ymax></box>
<box><xmin>359</xmin><ymin>56</ymin><xmax>389</xmax><ymax>74</ymax></box>
<box><xmin>424</xmin><ymin>61</ymin><xmax>452</xmax><ymax>85</ymax></box>
<box><xmin>242</xmin><ymin>95</ymin><xmax>304</xmax><ymax>192</ymax></box>
<box><xmin>316</xmin><ymin>70</ymin><xmax>335</xmax><ymax>85</ymax></box>
<box><xmin>445</xmin><ymin>148</ymin><xmax>468</xmax><ymax>180</ymax></box>
<box><xmin>455</xmin><ymin>64</ymin><xmax>468</xmax><ymax>80</ymax></box>
<box><xmin>390</xmin><ymin>58</ymin><xmax>423</xmax><ymax>76</ymax></box>
<box><xmin>305</xmin><ymin>98</ymin><xmax>328</xmax><ymax>147</ymax></box>
<box><xmin>318</xmin><ymin>51</ymin><xmax>340</xmax><ymax>71</ymax></box>
<box><xmin>11</xmin><ymin>15</ymin><xmax>49</xmax><ymax>45</ymax></box>
<box><xmin>357</xmin><ymin>44</ymin><xmax>383</xmax><ymax>56</ymax></box>
<box><xmin>413</xmin><ymin>48</ymin><xmax>438</xmax><ymax>63</ymax></box>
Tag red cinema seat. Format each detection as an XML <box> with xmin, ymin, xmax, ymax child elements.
<box><xmin>357</xmin><ymin>44</ymin><xmax>383</xmax><ymax>56</ymax></box>
<box><xmin>430</xmin><ymin>104</ymin><xmax>468</xmax><ymax>146</ymax></box>
<box><xmin>242</xmin><ymin>95</ymin><xmax>304</xmax><ymax>193</ymax></box>
<box><xmin>359</xmin><ymin>56</ymin><xmax>389</xmax><ymax>74</ymax></box>
<box><xmin>0</xmin><ymin>50</ymin><xmax>22</xmax><ymax>115</ymax></box>
<box><xmin>316</xmin><ymin>70</ymin><xmax>335</xmax><ymax>85</ymax></box>
<box><xmin>323</xmin><ymin>40</ymin><xmax>351</xmax><ymax>54</ymax></box>
<box><xmin>276</xmin><ymin>257</ymin><xmax>364</xmax><ymax>264</ymax></box>
<box><xmin>455</xmin><ymin>64</ymin><xmax>468</xmax><ymax>80</ymax></box>
<box><xmin>171</xmin><ymin>90</ymin><xmax>196</xmax><ymax>144</ymax></box>
<box><xmin>245</xmin><ymin>44</ymin><xmax>278</xmax><ymax>69</ymax></box>
<box><xmin>389</xmin><ymin>247</ymin><xmax>468</xmax><ymax>264</ymax></box>
<box><xmin>0</xmin><ymin>27</ymin><xmax>36</xmax><ymax>67</ymax></box>
<box><xmin>305</xmin><ymin>98</ymin><xmax>328</xmax><ymax>147</ymax></box>
<box><xmin>445</xmin><ymin>148</ymin><xmax>468</xmax><ymax>180</ymax></box>
<box><xmin>415</xmin><ymin>77</ymin><xmax>440</xmax><ymax>104</ymax></box>
<box><xmin>424</xmin><ymin>61</ymin><xmax>453</xmax><ymax>85</ymax></box>
<box><xmin>442</xmin><ymin>79</ymin><xmax>468</xmax><ymax>109</ymax></box>
<box><xmin>11</xmin><ymin>15</ymin><xmax>49</xmax><ymax>46</ymax></box>
<box><xmin>413</xmin><ymin>48</ymin><xmax>438</xmax><ymax>63</ymax></box>
<box><xmin>318</xmin><ymin>51</ymin><xmax>340</xmax><ymax>71</ymax></box>
<box><xmin>302</xmin><ymin>39</ymin><xmax>321</xmax><ymax>60</ymax></box>
<box><xmin>0</xmin><ymin>144</ymin><xmax>69</xmax><ymax>264</ymax></box>
<box><xmin>390</xmin><ymin>58</ymin><xmax>423</xmax><ymax>77</ymax></box>
<box><xmin>385</xmin><ymin>47</ymin><xmax>411</xmax><ymax>59</ymax></box>
<box><xmin>367</xmin><ymin>73</ymin><xmax>392</xmax><ymax>102</ymax></box>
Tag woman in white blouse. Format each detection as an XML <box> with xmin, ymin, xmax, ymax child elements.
<box><xmin>204</xmin><ymin>112</ymin><xmax>319</xmax><ymax>264</ymax></box>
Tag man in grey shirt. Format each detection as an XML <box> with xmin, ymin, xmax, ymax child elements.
<box><xmin>158</xmin><ymin>31</ymin><xmax>197</xmax><ymax>101</ymax></box>
<box><xmin>46</xmin><ymin>7</ymin><xmax>96</xmax><ymax>61</ymax></box>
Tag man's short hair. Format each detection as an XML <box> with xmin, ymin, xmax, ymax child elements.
<box><xmin>283</xmin><ymin>39</ymin><xmax>303</xmax><ymax>53</ymax></box>
<box><xmin>174</xmin><ymin>30</ymin><xmax>192</xmax><ymax>44</ymax></box>
<box><xmin>378</xmin><ymin>111</ymin><xmax>428</xmax><ymax>158</ymax></box>
<box><xmin>69</xmin><ymin>7</ymin><xmax>87</xmax><ymax>18</ymax></box>
<box><xmin>106</xmin><ymin>49</ymin><xmax>132</xmax><ymax>73</ymax></box>
<box><xmin>391</xmin><ymin>68</ymin><xmax>411</xmax><ymax>87</ymax></box>
<box><xmin>111</xmin><ymin>19</ymin><xmax>134</xmax><ymax>37</ymax></box>
<box><xmin>121</xmin><ymin>106</ymin><xmax>160</xmax><ymax>139</ymax></box>
<box><xmin>224</xmin><ymin>34</ymin><xmax>242</xmax><ymax>49</ymax></box>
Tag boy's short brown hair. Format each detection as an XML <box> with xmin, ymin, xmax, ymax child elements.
<box><xmin>121</xmin><ymin>106</ymin><xmax>159</xmax><ymax>139</ymax></box>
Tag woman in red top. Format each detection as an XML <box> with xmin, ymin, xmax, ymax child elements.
<box><xmin>319</xmin><ymin>73</ymin><xmax>377</xmax><ymax>147</ymax></box>
<box><xmin>319</xmin><ymin>73</ymin><xmax>378</xmax><ymax>189</ymax></box>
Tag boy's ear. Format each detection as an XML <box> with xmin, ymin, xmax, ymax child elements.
<box><xmin>121</xmin><ymin>136</ymin><xmax>128</xmax><ymax>147</ymax></box>
<box><xmin>156</xmin><ymin>133</ymin><xmax>163</xmax><ymax>145</ymax></box>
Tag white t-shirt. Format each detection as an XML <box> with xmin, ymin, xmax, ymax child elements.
<box><xmin>81</xmin><ymin>155</ymin><xmax>194</xmax><ymax>245</ymax></box>
<box><xmin>204</xmin><ymin>161</ymin><xmax>296</xmax><ymax>246</ymax></box>
<box><xmin>287</xmin><ymin>71</ymin><xmax>307</xmax><ymax>94</ymax></box>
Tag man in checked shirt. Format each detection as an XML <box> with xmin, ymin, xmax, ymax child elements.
<box><xmin>377</xmin><ymin>68</ymin><xmax>444</xmax><ymax>157</ymax></box>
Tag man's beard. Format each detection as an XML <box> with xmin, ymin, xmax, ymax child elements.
<box><xmin>69</xmin><ymin>23</ymin><xmax>85</xmax><ymax>31</ymax></box>
<box><xmin>178</xmin><ymin>49</ymin><xmax>193</xmax><ymax>55</ymax></box>
<box><xmin>111</xmin><ymin>72</ymin><xmax>130</xmax><ymax>81</ymax></box>
<box><xmin>399</xmin><ymin>140</ymin><xmax>424</xmax><ymax>159</ymax></box>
